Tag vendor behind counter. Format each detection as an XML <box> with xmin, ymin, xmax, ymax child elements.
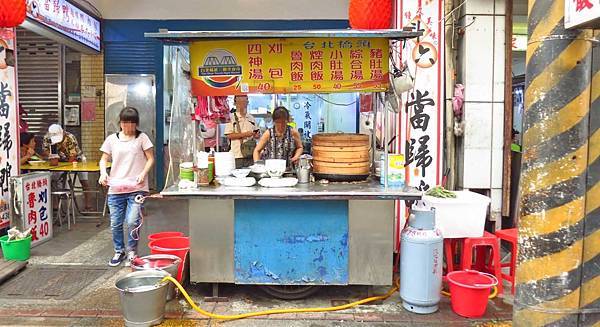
<box><xmin>253</xmin><ymin>106</ymin><xmax>303</xmax><ymax>168</ymax></box>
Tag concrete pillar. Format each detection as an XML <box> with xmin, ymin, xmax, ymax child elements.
<box><xmin>513</xmin><ymin>0</ymin><xmax>597</xmax><ymax>325</ymax></box>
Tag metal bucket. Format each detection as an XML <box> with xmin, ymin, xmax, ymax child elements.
<box><xmin>131</xmin><ymin>254</ymin><xmax>181</xmax><ymax>301</ymax></box>
<box><xmin>115</xmin><ymin>270</ymin><xmax>170</xmax><ymax>327</ymax></box>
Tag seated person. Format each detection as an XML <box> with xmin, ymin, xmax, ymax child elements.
<box><xmin>20</xmin><ymin>132</ymin><xmax>40</xmax><ymax>166</ymax></box>
<box><xmin>42</xmin><ymin>124</ymin><xmax>93</xmax><ymax>210</ymax></box>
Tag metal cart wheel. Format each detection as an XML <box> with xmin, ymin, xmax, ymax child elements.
<box><xmin>259</xmin><ymin>285</ymin><xmax>321</xmax><ymax>300</ymax></box>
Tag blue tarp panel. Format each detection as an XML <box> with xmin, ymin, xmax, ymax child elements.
<box><xmin>234</xmin><ymin>200</ymin><xmax>349</xmax><ymax>285</ymax></box>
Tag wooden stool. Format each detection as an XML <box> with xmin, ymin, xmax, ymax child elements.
<box><xmin>461</xmin><ymin>231</ymin><xmax>503</xmax><ymax>295</ymax></box>
<box><xmin>495</xmin><ymin>228</ymin><xmax>518</xmax><ymax>294</ymax></box>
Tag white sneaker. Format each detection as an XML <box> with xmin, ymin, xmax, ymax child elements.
<box><xmin>124</xmin><ymin>251</ymin><xmax>136</xmax><ymax>267</ymax></box>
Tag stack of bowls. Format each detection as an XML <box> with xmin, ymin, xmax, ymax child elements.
<box><xmin>179</xmin><ymin>162</ymin><xmax>194</xmax><ymax>181</ymax></box>
<box><xmin>214</xmin><ymin>152</ymin><xmax>235</xmax><ymax>177</ymax></box>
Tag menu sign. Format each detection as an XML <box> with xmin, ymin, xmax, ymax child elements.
<box><xmin>25</xmin><ymin>0</ymin><xmax>101</xmax><ymax>52</ymax></box>
<box><xmin>190</xmin><ymin>38</ymin><xmax>389</xmax><ymax>96</ymax></box>
<box><xmin>0</xmin><ymin>28</ymin><xmax>20</xmax><ymax>227</ymax></box>
<box><xmin>24</xmin><ymin>175</ymin><xmax>52</xmax><ymax>246</ymax></box>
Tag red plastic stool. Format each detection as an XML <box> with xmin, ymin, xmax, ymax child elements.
<box><xmin>495</xmin><ymin>228</ymin><xmax>517</xmax><ymax>294</ymax></box>
<box><xmin>461</xmin><ymin>231</ymin><xmax>503</xmax><ymax>296</ymax></box>
<box><xmin>443</xmin><ymin>238</ymin><xmax>461</xmax><ymax>277</ymax></box>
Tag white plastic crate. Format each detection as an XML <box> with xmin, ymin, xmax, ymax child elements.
<box><xmin>420</xmin><ymin>191</ymin><xmax>491</xmax><ymax>238</ymax></box>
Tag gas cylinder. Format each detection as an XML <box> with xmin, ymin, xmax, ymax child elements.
<box><xmin>400</xmin><ymin>206</ymin><xmax>443</xmax><ymax>314</ymax></box>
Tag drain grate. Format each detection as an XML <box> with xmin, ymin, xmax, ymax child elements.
<box><xmin>0</xmin><ymin>265</ymin><xmax>107</xmax><ymax>300</ymax></box>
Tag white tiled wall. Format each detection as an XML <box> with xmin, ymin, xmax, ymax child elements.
<box><xmin>465</xmin><ymin>0</ymin><xmax>494</xmax><ymax>15</ymax></box>
<box><xmin>464</xmin><ymin>102</ymin><xmax>493</xmax><ymax>149</ymax></box>
<box><xmin>463</xmin><ymin>15</ymin><xmax>495</xmax><ymax>102</ymax></box>
<box><xmin>493</xmin><ymin>16</ymin><xmax>506</xmax><ymax>102</ymax></box>
<box><xmin>492</xmin><ymin>103</ymin><xmax>505</xmax><ymax>150</ymax></box>
<box><xmin>458</xmin><ymin>0</ymin><xmax>506</xmax><ymax>195</ymax></box>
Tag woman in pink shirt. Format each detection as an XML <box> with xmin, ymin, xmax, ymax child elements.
<box><xmin>99</xmin><ymin>107</ymin><xmax>154</xmax><ymax>267</ymax></box>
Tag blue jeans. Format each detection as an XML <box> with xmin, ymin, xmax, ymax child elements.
<box><xmin>108</xmin><ymin>191</ymin><xmax>145</xmax><ymax>253</ymax></box>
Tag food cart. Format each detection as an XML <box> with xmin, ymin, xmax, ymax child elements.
<box><xmin>146</xmin><ymin>29</ymin><xmax>422</xmax><ymax>299</ymax></box>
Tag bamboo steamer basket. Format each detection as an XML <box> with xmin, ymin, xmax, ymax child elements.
<box><xmin>312</xmin><ymin>133</ymin><xmax>371</xmax><ymax>181</ymax></box>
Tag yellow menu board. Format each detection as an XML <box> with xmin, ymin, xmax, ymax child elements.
<box><xmin>190</xmin><ymin>38</ymin><xmax>389</xmax><ymax>96</ymax></box>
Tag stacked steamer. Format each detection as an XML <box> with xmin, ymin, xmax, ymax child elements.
<box><xmin>312</xmin><ymin>133</ymin><xmax>370</xmax><ymax>182</ymax></box>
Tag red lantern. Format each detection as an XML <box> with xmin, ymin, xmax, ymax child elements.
<box><xmin>349</xmin><ymin>0</ymin><xmax>392</xmax><ymax>29</ymax></box>
<box><xmin>0</xmin><ymin>0</ymin><xmax>27</xmax><ymax>28</ymax></box>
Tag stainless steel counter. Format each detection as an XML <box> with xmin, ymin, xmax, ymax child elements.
<box><xmin>160</xmin><ymin>180</ymin><xmax>421</xmax><ymax>200</ymax></box>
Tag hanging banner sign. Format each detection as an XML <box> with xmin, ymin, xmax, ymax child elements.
<box><xmin>0</xmin><ymin>28</ymin><xmax>20</xmax><ymax>227</ymax></box>
<box><xmin>25</xmin><ymin>0</ymin><xmax>101</xmax><ymax>52</ymax></box>
<box><xmin>190</xmin><ymin>38</ymin><xmax>389</xmax><ymax>96</ymax></box>
<box><xmin>565</xmin><ymin>0</ymin><xmax>600</xmax><ymax>29</ymax></box>
<box><xmin>399</xmin><ymin>0</ymin><xmax>444</xmax><ymax>192</ymax></box>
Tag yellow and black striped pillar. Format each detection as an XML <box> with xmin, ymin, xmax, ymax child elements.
<box><xmin>514</xmin><ymin>0</ymin><xmax>598</xmax><ymax>325</ymax></box>
<box><xmin>579</xmin><ymin>37</ymin><xmax>600</xmax><ymax>326</ymax></box>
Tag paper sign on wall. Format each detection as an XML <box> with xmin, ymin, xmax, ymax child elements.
<box><xmin>81</xmin><ymin>99</ymin><xmax>96</xmax><ymax>122</ymax></box>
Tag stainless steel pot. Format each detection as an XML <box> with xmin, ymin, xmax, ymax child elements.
<box><xmin>296</xmin><ymin>155</ymin><xmax>313</xmax><ymax>183</ymax></box>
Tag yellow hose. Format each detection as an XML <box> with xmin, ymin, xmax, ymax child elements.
<box><xmin>161</xmin><ymin>276</ymin><xmax>399</xmax><ymax>321</ymax></box>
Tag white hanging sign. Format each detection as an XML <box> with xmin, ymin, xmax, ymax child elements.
<box><xmin>398</xmin><ymin>0</ymin><xmax>445</xmax><ymax>192</ymax></box>
<box><xmin>0</xmin><ymin>28</ymin><xmax>20</xmax><ymax>228</ymax></box>
<box><xmin>565</xmin><ymin>0</ymin><xmax>600</xmax><ymax>29</ymax></box>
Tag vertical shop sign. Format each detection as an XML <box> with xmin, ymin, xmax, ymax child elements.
<box><xmin>190</xmin><ymin>38</ymin><xmax>389</xmax><ymax>96</ymax></box>
<box><xmin>565</xmin><ymin>0</ymin><xmax>600</xmax><ymax>29</ymax></box>
<box><xmin>398</xmin><ymin>0</ymin><xmax>444</xmax><ymax>191</ymax></box>
<box><xmin>0</xmin><ymin>28</ymin><xmax>20</xmax><ymax>226</ymax></box>
<box><xmin>23</xmin><ymin>175</ymin><xmax>52</xmax><ymax>246</ymax></box>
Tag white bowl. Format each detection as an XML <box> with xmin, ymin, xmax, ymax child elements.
<box><xmin>267</xmin><ymin>169</ymin><xmax>284</xmax><ymax>178</ymax></box>
<box><xmin>250</xmin><ymin>164</ymin><xmax>266</xmax><ymax>174</ymax></box>
<box><xmin>265</xmin><ymin>159</ymin><xmax>286</xmax><ymax>172</ymax></box>
<box><xmin>232</xmin><ymin>168</ymin><xmax>251</xmax><ymax>178</ymax></box>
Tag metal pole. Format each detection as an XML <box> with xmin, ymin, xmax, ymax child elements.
<box><xmin>372</xmin><ymin>94</ymin><xmax>378</xmax><ymax>177</ymax></box>
<box><xmin>443</xmin><ymin>0</ymin><xmax>456</xmax><ymax>190</ymax></box>
<box><xmin>514</xmin><ymin>0</ymin><xmax>596</xmax><ymax>325</ymax></box>
<box><xmin>383</xmin><ymin>92</ymin><xmax>388</xmax><ymax>188</ymax></box>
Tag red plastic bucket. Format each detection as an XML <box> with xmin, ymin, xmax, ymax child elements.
<box><xmin>148</xmin><ymin>231</ymin><xmax>184</xmax><ymax>242</ymax></box>
<box><xmin>446</xmin><ymin>270</ymin><xmax>498</xmax><ymax>318</ymax></box>
<box><xmin>148</xmin><ymin>236</ymin><xmax>190</xmax><ymax>282</ymax></box>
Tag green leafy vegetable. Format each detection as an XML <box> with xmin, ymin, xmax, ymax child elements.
<box><xmin>426</xmin><ymin>186</ymin><xmax>456</xmax><ymax>198</ymax></box>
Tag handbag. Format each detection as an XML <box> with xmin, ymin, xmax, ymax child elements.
<box><xmin>234</xmin><ymin>113</ymin><xmax>256</xmax><ymax>158</ymax></box>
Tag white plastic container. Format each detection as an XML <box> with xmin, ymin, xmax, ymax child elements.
<box><xmin>421</xmin><ymin>191</ymin><xmax>491</xmax><ymax>238</ymax></box>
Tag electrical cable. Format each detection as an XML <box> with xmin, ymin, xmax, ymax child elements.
<box><xmin>440</xmin><ymin>0</ymin><xmax>468</xmax><ymax>24</ymax></box>
<box><xmin>313</xmin><ymin>94</ymin><xmax>357</xmax><ymax>107</ymax></box>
